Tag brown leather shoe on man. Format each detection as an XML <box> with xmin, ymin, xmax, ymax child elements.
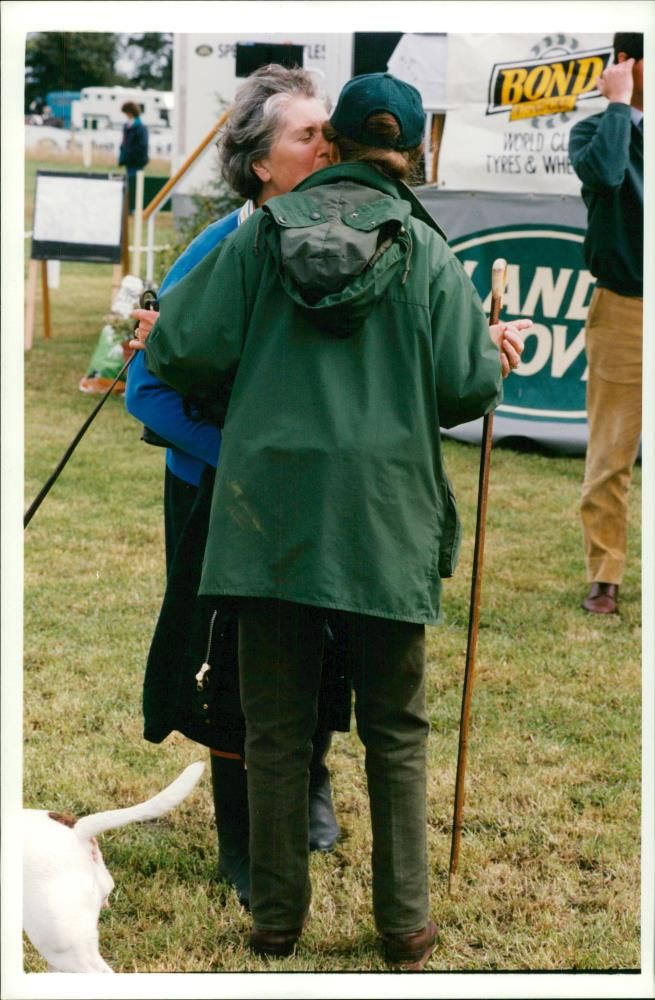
<box><xmin>582</xmin><ymin>582</ymin><xmax>619</xmax><ymax>615</ymax></box>
<box><xmin>249</xmin><ymin>926</ymin><xmax>302</xmax><ymax>958</ymax></box>
<box><xmin>382</xmin><ymin>920</ymin><xmax>438</xmax><ymax>971</ymax></box>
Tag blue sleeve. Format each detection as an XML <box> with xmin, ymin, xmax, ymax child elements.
<box><xmin>124</xmin><ymin>210</ymin><xmax>241</xmax><ymax>465</ymax></box>
<box><xmin>160</xmin><ymin>211</ymin><xmax>241</xmax><ymax>293</ymax></box>
<box><xmin>124</xmin><ymin>351</ymin><xmax>221</xmax><ymax>467</ymax></box>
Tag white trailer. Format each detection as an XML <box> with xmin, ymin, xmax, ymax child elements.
<box><xmin>80</xmin><ymin>86</ymin><xmax>174</xmax><ymax>132</ymax></box>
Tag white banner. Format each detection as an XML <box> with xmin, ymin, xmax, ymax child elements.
<box><xmin>24</xmin><ymin>125</ymin><xmax>173</xmax><ymax>160</ymax></box>
<box><xmin>387</xmin><ymin>33</ymin><xmax>447</xmax><ymax>110</ymax></box>
<box><xmin>439</xmin><ymin>32</ymin><xmax>613</xmax><ymax>195</ymax></box>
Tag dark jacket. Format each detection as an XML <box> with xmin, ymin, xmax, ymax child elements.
<box><xmin>119</xmin><ymin>117</ymin><xmax>149</xmax><ymax>171</ymax></box>
<box><xmin>146</xmin><ymin>162</ymin><xmax>503</xmax><ymax>626</ymax></box>
<box><xmin>569</xmin><ymin>103</ymin><xmax>643</xmax><ymax>297</ymax></box>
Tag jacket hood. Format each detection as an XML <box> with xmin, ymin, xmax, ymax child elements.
<box><xmin>259</xmin><ymin>163</ymin><xmax>446</xmax><ymax>338</ymax></box>
<box><xmin>296</xmin><ymin>162</ymin><xmax>447</xmax><ymax>240</ymax></box>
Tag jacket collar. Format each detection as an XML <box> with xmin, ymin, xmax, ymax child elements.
<box><xmin>295</xmin><ymin>162</ymin><xmax>447</xmax><ymax>240</ymax></box>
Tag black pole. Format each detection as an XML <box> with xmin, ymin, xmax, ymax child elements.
<box><xmin>23</xmin><ymin>354</ymin><xmax>134</xmax><ymax>529</ymax></box>
<box><xmin>24</xmin><ymin>288</ymin><xmax>159</xmax><ymax>530</ymax></box>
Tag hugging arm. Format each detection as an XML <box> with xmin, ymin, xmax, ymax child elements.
<box><xmin>146</xmin><ymin>240</ymin><xmax>248</xmax><ymax>409</ymax></box>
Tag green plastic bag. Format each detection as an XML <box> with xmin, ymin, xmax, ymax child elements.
<box><xmin>86</xmin><ymin>323</ymin><xmax>128</xmax><ymax>380</ymax></box>
<box><xmin>79</xmin><ymin>318</ymin><xmax>134</xmax><ymax>395</ymax></box>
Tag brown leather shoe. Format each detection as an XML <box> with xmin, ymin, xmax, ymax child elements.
<box><xmin>249</xmin><ymin>926</ymin><xmax>301</xmax><ymax>958</ymax></box>
<box><xmin>582</xmin><ymin>582</ymin><xmax>619</xmax><ymax>615</ymax></box>
<box><xmin>382</xmin><ymin>920</ymin><xmax>438</xmax><ymax>971</ymax></box>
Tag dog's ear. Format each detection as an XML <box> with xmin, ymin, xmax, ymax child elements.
<box><xmin>48</xmin><ymin>811</ymin><xmax>77</xmax><ymax>828</ymax></box>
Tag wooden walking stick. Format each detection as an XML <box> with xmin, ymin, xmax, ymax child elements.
<box><xmin>448</xmin><ymin>257</ymin><xmax>507</xmax><ymax>894</ymax></box>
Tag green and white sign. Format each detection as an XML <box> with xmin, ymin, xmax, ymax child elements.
<box><xmin>452</xmin><ymin>224</ymin><xmax>593</xmax><ymax>424</ymax></box>
<box><xmin>416</xmin><ymin>187</ymin><xmax>593</xmax><ymax>452</ymax></box>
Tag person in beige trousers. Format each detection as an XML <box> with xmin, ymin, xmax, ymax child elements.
<box><xmin>569</xmin><ymin>32</ymin><xmax>643</xmax><ymax>615</ymax></box>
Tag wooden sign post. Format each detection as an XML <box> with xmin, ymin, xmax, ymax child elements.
<box><xmin>25</xmin><ymin>170</ymin><xmax>128</xmax><ymax>350</ymax></box>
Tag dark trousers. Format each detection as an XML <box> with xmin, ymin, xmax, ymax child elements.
<box><xmin>237</xmin><ymin>597</ymin><xmax>429</xmax><ymax>935</ymax></box>
<box><xmin>164</xmin><ymin>465</ymin><xmax>199</xmax><ymax>572</ymax></box>
<box><xmin>145</xmin><ymin>467</ymin><xmax>351</xmax><ymax>751</ymax></box>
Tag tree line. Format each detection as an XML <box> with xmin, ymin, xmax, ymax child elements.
<box><xmin>25</xmin><ymin>32</ymin><xmax>173</xmax><ymax>110</ymax></box>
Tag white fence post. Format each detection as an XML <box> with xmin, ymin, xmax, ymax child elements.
<box><xmin>146</xmin><ymin>214</ymin><xmax>157</xmax><ymax>283</ymax></box>
<box><xmin>132</xmin><ymin>171</ymin><xmax>145</xmax><ymax>278</ymax></box>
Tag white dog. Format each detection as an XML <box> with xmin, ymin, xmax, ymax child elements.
<box><xmin>22</xmin><ymin>760</ymin><xmax>205</xmax><ymax>973</ymax></box>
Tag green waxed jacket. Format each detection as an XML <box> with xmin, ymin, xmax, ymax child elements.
<box><xmin>146</xmin><ymin>163</ymin><xmax>503</xmax><ymax>625</ymax></box>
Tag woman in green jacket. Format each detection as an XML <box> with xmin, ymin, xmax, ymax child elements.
<box><xmin>145</xmin><ymin>72</ymin><xmax>524</xmax><ymax>970</ymax></box>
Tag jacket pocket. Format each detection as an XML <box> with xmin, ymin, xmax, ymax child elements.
<box><xmin>438</xmin><ymin>480</ymin><xmax>462</xmax><ymax>579</ymax></box>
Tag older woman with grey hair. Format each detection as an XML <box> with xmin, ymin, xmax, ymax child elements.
<box><xmin>125</xmin><ymin>64</ymin><xmax>348</xmax><ymax>911</ymax></box>
<box><xmin>219</xmin><ymin>64</ymin><xmax>324</xmax><ymax>198</ymax></box>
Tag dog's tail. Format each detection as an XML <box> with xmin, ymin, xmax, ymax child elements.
<box><xmin>73</xmin><ymin>761</ymin><xmax>205</xmax><ymax>841</ymax></box>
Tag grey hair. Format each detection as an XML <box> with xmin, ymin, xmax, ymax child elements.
<box><xmin>218</xmin><ymin>63</ymin><xmax>329</xmax><ymax>201</ymax></box>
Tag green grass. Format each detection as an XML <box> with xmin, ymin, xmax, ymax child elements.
<box><xmin>19</xmin><ymin>163</ymin><xmax>642</xmax><ymax>976</ymax></box>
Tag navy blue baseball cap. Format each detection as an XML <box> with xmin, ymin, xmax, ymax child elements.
<box><xmin>329</xmin><ymin>72</ymin><xmax>425</xmax><ymax>150</ymax></box>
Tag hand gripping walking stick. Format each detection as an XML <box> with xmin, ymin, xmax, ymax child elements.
<box><xmin>448</xmin><ymin>257</ymin><xmax>507</xmax><ymax>894</ymax></box>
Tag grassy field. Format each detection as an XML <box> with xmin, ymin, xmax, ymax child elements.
<box><xmin>17</xmin><ymin>159</ymin><xmax>643</xmax><ymax>980</ymax></box>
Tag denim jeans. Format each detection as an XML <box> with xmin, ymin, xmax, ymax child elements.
<box><xmin>237</xmin><ymin>597</ymin><xmax>429</xmax><ymax>935</ymax></box>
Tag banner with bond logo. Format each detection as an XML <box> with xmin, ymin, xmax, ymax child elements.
<box><xmin>416</xmin><ymin>187</ymin><xmax>593</xmax><ymax>453</ymax></box>
<box><xmin>438</xmin><ymin>33</ymin><xmax>613</xmax><ymax>195</ymax></box>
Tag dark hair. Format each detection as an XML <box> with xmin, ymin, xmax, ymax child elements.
<box><xmin>218</xmin><ymin>64</ymin><xmax>328</xmax><ymax>201</ymax></box>
<box><xmin>323</xmin><ymin>112</ymin><xmax>422</xmax><ymax>182</ymax></box>
<box><xmin>121</xmin><ymin>101</ymin><xmax>142</xmax><ymax>118</ymax></box>
<box><xmin>613</xmin><ymin>33</ymin><xmax>643</xmax><ymax>61</ymax></box>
